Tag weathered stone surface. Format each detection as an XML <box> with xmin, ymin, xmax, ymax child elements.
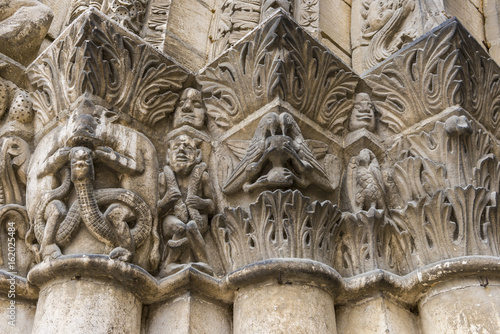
<box><xmin>419</xmin><ymin>277</ymin><xmax>500</xmax><ymax>334</ymax></box>
<box><xmin>2</xmin><ymin>2</ymin><xmax>500</xmax><ymax>333</ymax></box>
<box><xmin>0</xmin><ymin>0</ymin><xmax>53</xmax><ymax>66</ymax></box>
<box><xmin>32</xmin><ymin>278</ymin><xmax>142</xmax><ymax>333</ymax></box>
<box><xmin>234</xmin><ymin>282</ymin><xmax>337</xmax><ymax>334</ymax></box>
<box><xmin>147</xmin><ymin>292</ymin><xmax>232</xmax><ymax>334</ymax></box>
<box><xmin>336</xmin><ymin>294</ymin><xmax>419</xmax><ymax>334</ymax></box>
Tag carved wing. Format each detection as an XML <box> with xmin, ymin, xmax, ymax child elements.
<box><xmin>369</xmin><ymin>155</ymin><xmax>386</xmax><ymax>208</ymax></box>
<box><xmin>226</xmin><ymin>140</ymin><xmax>252</xmax><ymax>160</ymax></box>
<box><xmin>222</xmin><ymin>139</ymin><xmax>265</xmax><ymax>194</ymax></box>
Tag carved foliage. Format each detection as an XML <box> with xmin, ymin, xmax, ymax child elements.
<box><xmin>199</xmin><ymin>14</ymin><xmax>358</xmax><ymax>134</ymax></box>
<box><xmin>28</xmin><ymin>10</ymin><xmax>188</xmax><ymax>129</ymax></box>
<box><xmin>332</xmin><ymin>211</ymin><xmax>415</xmax><ymax>276</ymax></box>
<box><xmin>364</xmin><ymin>19</ymin><xmax>500</xmax><ymax>135</ymax></box>
<box><xmin>296</xmin><ymin>0</ymin><xmax>319</xmax><ymax>34</ymax></box>
<box><xmin>391</xmin><ymin>185</ymin><xmax>495</xmax><ymax>267</ymax></box>
<box><xmin>364</xmin><ymin>22</ymin><xmax>461</xmax><ymax>132</ymax></box>
<box><xmin>0</xmin><ymin>137</ymin><xmax>30</xmax><ymax>207</ymax></box>
<box><xmin>457</xmin><ymin>28</ymin><xmax>500</xmax><ymax>136</ymax></box>
<box><xmin>211</xmin><ymin>190</ymin><xmax>341</xmax><ymax>272</ymax></box>
<box><xmin>407</xmin><ymin>116</ymin><xmax>490</xmax><ymax>189</ymax></box>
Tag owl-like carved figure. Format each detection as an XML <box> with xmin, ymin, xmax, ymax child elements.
<box><xmin>223</xmin><ymin>110</ymin><xmax>333</xmax><ymax>194</ymax></box>
<box><xmin>347</xmin><ymin>149</ymin><xmax>385</xmax><ymax>212</ymax></box>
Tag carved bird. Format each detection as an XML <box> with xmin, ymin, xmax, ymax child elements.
<box><xmin>347</xmin><ymin>149</ymin><xmax>386</xmax><ymax>212</ymax></box>
<box><xmin>279</xmin><ymin>112</ymin><xmax>327</xmax><ymax>176</ymax></box>
<box><xmin>222</xmin><ymin>111</ymin><xmax>333</xmax><ymax>194</ymax></box>
<box><xmin>222</xmin><ymin>112</ymin><xmax>279</xmax><ymax>194</ymax></box>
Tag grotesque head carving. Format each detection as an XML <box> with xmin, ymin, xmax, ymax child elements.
<box><xmin>173</xmin><ymin>88</ymin><xmax>206</xmax><ymax>130</ymax></box>
<box><xmin>167</xmin><ymin>134</ymin><xmax>202</xmax><ymax>176</ymax></box>
<box><xmin>70</xmin><ymin>147</ymin><xmax>94</xmax><ymax>182</ymax></box>
<box><xmin>349</xmin><ymin>93</ymin><xmax>377</xmax><ymax>132</ymax></box>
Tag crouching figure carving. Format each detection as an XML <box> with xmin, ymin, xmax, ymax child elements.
<box><xmin>158</xmin><ymin>134</ymin><xmax>214</xmax><ymax>276</ymax></box>
<box><xmin>26</xmin><ymin>98</ymin><xmax>156</xmax><ymax>265</ymax></box>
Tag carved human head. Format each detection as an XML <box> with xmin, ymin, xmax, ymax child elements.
<box><xmin>167</xmin><ymin>134</ymin><xmax>202</xmax><ymax>175</ymax></box>
<box><xmin>358</xmin><ymin>148</ymin><xmax>374</xmax><ymax>166</ymax></box>
<box><xmin>70</xmin><ymin>147</ymin><xmax>94</xmax><ymax>182</ymax></box>
<box><xmin>349</xmin><ymin>93</ymin><xmax>376</xmax><ymax>132</ymax></box>
<box><xmin>173</xmin><ymin>88</ymin><xmax>206</xmax><ymax>130</ymax></box>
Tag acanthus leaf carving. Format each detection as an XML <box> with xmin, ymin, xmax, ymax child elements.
<box><xmin>364</xmin><ymin>21</ymin><xmax>462</xmax><ymax>132</ymax></box>
<box><xmin>390</xmin><ymin>185</ymin><xmax>496</xmax><ymax>267</ymax></box>
<box><xmin>0</xmin><ymin>136</ymin><xmax>30</xmax><ymax>207</ymax></box>
<box><xmin>407</xmin><ymin>115</ymin><xmax>491</xmax><ymax>189</ymax></box>
<box><xmin>332</xmin><ymin>211</ymin><xmax>379</xmax><ymax>276</ymax></box>
<box><xmin>393</xmin><ymin>157</ymin><xmax>447</xmax><ymax>203</ymax></box>
<box><xmin>211</xmin><ymin>189</ymin><xmax>341</xmax><ymax>273</ymax></box>
<box><xmin>457</xmin><ymin>27</ymin><xmax>500</xmax><ymax>135</ymax></box>
<box><xmin>445</xmin><ymin>186</ymin><xmax>491</xmax><ymax>256</ymax></box>
<box><xmin>28</xmin><ymin>9</ymin><xmax>188</xmax><ymax>131</ymax></box>
<box><xmin>199</xmin><ymin>13</ymin><xmax>358</xmax><ymax>134</ymax></box>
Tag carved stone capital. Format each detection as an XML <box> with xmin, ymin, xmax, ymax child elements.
<box><xmin>28</xmin><ymin>8</ymin><xmax>189</xmax><ymax>137</ymax></box>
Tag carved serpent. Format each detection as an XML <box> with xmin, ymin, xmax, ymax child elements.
<box><xmin>33</xmin><ymin>148</ymin><xmax>152</xmax><ymax>249</ymax></box>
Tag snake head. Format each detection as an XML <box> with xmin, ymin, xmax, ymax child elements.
<box><xmin>70</xmin><ymin>147</ymin><xmax>94</xmax><ymax>182</ymax></box>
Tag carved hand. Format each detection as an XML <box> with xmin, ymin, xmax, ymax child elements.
<box><xmin>39</xmin><ymin>147</ymin><xmax>71</xmax><ymax>177</ymax></box>
<box><xmin>95</xmin><ymin>146</ymin><xmax>144</xmax><ymax>174</ymax></box>
<box><xmin>158</xmin><ymin>188</ymin><xmax>182</xmax><ymax>212</ymax></box>
<box><xmin>185</xmin><ymin>195</ymin><xmax>212</xmax><ymax>212</ymax></box>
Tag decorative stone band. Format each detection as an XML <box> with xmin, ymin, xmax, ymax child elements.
<box><xmin>0</xmin><ymin>270</ymin><xmax>38</xmax><ymax>301</ymax></box>
<box><xmin>21</xmin><ymin>254</ymin><xmax>500</xmax><ymax>306</ymax></box>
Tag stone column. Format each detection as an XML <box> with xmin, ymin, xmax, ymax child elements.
<box><xmin>336</xmin><ymin>293</ymin><xmax>419</xmax><ymax>334</ymax></box>
<box><xmin>0</xmin><ymin>273</ymin><xmax>37</xmax><ymax>334</ymax></box>
<box><xmin>28</xmin><ymin>255</ymin><xmax>156</xmax><ymax>334</ymax></box>
<box><xmin>227</xmin><ymin>260</ymin><xmax>340</xmax><ymax>334</ymax></box>
<box><xmin>145</xmin><ymin>267</ymin><xmax>233</xmax><ymax>334</ymax></box>
<box><xmin>419</xmin><ymin>276</ymin><xmax>500</xmax><ymax>334</ymax></box>
<box><xmin>234</xmin><ymin>282</ymin><xmax>336</xmax><ymax>334</ymax></box>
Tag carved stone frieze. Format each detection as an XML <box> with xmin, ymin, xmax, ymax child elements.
<box><xmin>142</xmin><ymin>0</ymin><xmax>171</xmax><ymax>50</ymax></box>
<box><xmin>28</xmin><ymin>8</ymin><xmax>189</xmax><ymax>136</ymax></box>
<box><xmin>4</xmin><ymin>3</ymin><xmax>500</xmax><ymax>332</ymax></box>
<box><xmin>200</xmin><ymin>12</ymin><xmax>359</xmax><ymax>135</ymax></box>
<box><xmin>210</xmin><ymin>0</ymin><xmax>262</xmax><ymax>60</ymax></box>
<box><xmin>359</xmin><ymin>0</ymin><xmax>418</xmax><ymax>70</ymax></box>
<box><xmin>211</xmin><ymin>189</ymin><xmax>342</xmax><ymax>273</ymax></box>
<box><xmin>102</xmin><ymin>0</ymin><xmax>149</xmax><ymax>35</ymax></box>
<box><xmin>295</xmin><ymin>0</ymin><xmax>319</xmax><ymax>37</ymax></box>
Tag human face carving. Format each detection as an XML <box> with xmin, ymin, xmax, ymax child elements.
<box><xmin>173</xmin><ymin>88</ymin><xmax>206</xmax><ymax>130</ymax></box>
<box><xmin>167</xmin><ymin>135</ymin><xmax>200</xmax><ymax>175</ymax></box>
<box><xmin>349</xmin><ymin>93</ymin><xmax>376</xmax><ymax>132</ymax></box>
